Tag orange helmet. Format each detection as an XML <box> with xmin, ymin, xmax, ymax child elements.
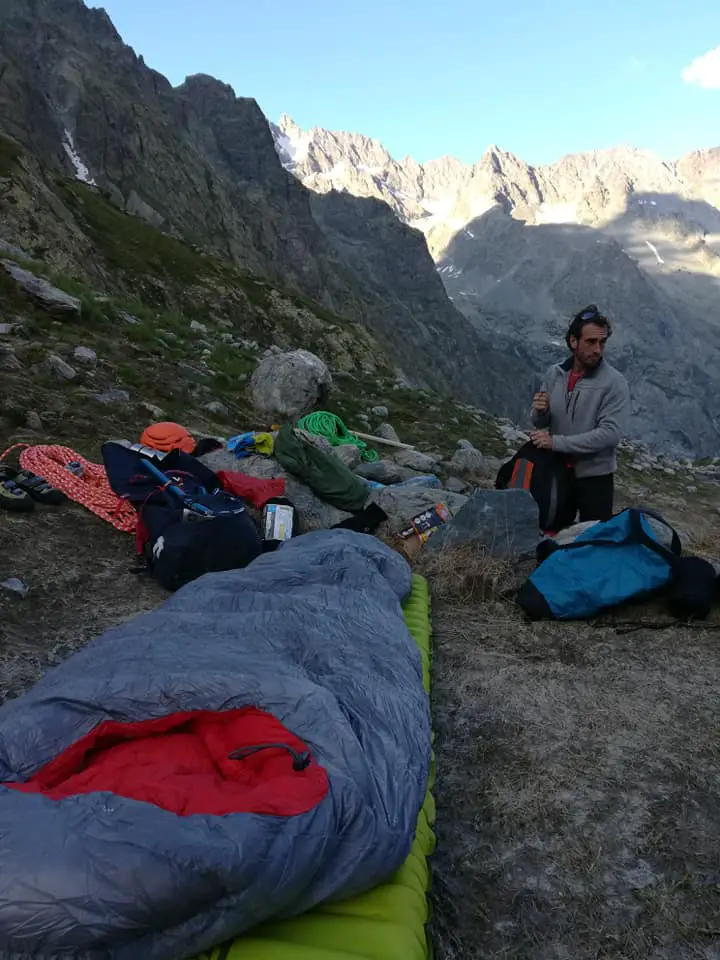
<box><xmin>140</xmin><ymin>421</ymin><xmax>196</xmax><ymax>455</ymax></box>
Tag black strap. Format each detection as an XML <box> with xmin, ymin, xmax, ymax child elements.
<box><xmin>546</xmin><ymin>508</ymin><xmax>681</xmax><ymax>566</ymax></box>
<box><xmin>631</xmin><ymin>506</ymin><xmax>682</xmax><ymax>557</ymax></box>
<box><xmin>228</xmin><ymin>742</ymin><xmax>311</xmax><ymax>772</ymax></box>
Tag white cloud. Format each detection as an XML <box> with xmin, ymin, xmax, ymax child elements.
<box><xmin>681</xmin><ymin>45</ymin><xmax>720</xmax><ymax>89</ymax></box>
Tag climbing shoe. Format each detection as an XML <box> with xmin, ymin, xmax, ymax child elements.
<box><xmin>0</xmin><ymin>467</ymin><xmax>34</xmax><ymax>513</ymax></box>
<box><xmin>13</xmin><ymin>469</ymin><xmax>67</xmax><ymax>505</ymax></box>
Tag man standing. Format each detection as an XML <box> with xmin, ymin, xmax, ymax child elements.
<box><xmin>530</xmin><ymin>304</ymin><xmax>630</xmax><ymax>524</ymax></box>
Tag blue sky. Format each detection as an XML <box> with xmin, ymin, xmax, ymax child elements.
<box><xmin>99</xmin><ymin>0</ymin><xmax>720</xmax><ymax>166</ymax></box>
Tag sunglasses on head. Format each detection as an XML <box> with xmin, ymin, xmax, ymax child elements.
<box><xmin>579</xmin><ymin>306</ymin><xmax>602</xmax><ymax>321</ymax></box>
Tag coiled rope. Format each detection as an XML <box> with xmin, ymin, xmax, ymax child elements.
<box><xmin>296</xmin><ymin>412</ymin><xmax>379</xmax><ymax>462</ymax></box>
<box><xmin>0</xmin><ymin>443</ymin><xmax>136</xmax><ymax>533</ymax></box>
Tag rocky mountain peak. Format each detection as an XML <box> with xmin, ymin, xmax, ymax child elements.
<box><xmin>271</xmin><ymin>115</ymin><xmax>720</xmax><ymax>456</ymax></box>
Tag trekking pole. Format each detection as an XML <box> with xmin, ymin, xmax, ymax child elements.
<box><xmin>138</xmin><ymin>458</ymin><xmax>214</xmax><ymax>516</ymax></box>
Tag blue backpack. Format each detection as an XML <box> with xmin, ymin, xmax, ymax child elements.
<box><xmin>518</xmin><ymin>508</ymin><xmax>682</xmax><ymax>620</ymax></box>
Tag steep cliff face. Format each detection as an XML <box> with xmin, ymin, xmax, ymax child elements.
<box><xmin>0</xmin><ymin>0</ymin><xmax>521</xmax><ymax>414</ymax></box>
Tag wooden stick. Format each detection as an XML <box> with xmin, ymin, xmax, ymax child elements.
<box><xmin>352</xmin><ymin>430</ymin><xmax>416</xmax><ymax>450</ymax></box>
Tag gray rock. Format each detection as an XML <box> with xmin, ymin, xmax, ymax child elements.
<box><xmin>370</xmin><ymin>486</ymin><xmax>469</xmax><ymax>535</ymax></box>
<box><xmin>73</xmin><ymin>345</ymin><xmax>97</xmax><ymax>365</ymax></box>
<box><xmin>205</xmin><ymin>400</ymin><xmax>229</xmax><ymax>417</ymax></box>
<box><xmin>190</xmin><ymin>319</ymin><xmax>208</xmax><ymax>333</ymax></box>
<box><xmin>486</xmin><ymin>457</ymin><xmax>505</xmax><ymax>479</ymax></box>
<box><xmin>43</xmin><ymin>354</ymin><xmax>77</xmax><ymax>380</ymax></box>
<box><xmin>96</xmin><ymin>388</ymin><xmax>131</xmax><ymax>405</ymax></box>
<box><xmin>0</xmin><ymin>345</ymin><xmax>21</xmax><ymax>371</ymax></box>
<box><xmin>355</xmin><ymin>459</ymin><xmax>413</xmax><ymax>484</ymax></box>
<box><xmin>141</xmin><ymin>401</ymin><xmax>165</xmax><ymax>419</ymax></box>
<box><xmin>1</xmin><ymin>261</ymin><xmax>81</xmax><ymax>318</ymax></box>
<box><xmin>375</xmin><ymin>423</ymin><xmax>401</xmax><ymax>444</ymax></box>
<box><xmin>371</xmin><ymin>405</ymin><xmax>389</xmax><ymax>419</ymax></box>
<box><xmin>332</xmin><ymin>444</ymin><xmax>362</xmax><ymax>471</ymax></box>
<box><xmin>0</xmin><ymin>322</ymin><xmax>16</xmax><ymax>335</ymax></box>
<box><xmin>426</xmin><ymin>488</ymin><xmax>540</xmax><ymax>560</ymax></box>
<box><xmin>250</xmin><ymin>349</ymin><xmax>332</xmax><ymax>421</ymax></box>
<box><xmin>200</xmin><ymin>449</ymin><xmax>351</xmax><ymax>531</ymax></box>
<box><xmin>445</xmin><ymin>476</ymin><xmax>469</xmax><ymax>494</ymax></box>
<box><xmin>448</xmin><ymin>440</ymin><xmax>489</xmax><ymax>477</ymax></box>
<box><xmin>118</xmin><ymin>311</ymin><xmax>139</xmax><ymax>325</ymax></box>
<box><xmin>0</xmin><ymin>239</ymin><xmax>31</xmax><ymax>261</ymax></box>
<box><xmin>25</xmin><ymin>411</ymin><xmax>43</xmax><ymax>431</ymax></box>
<box><xmin>395</xmin><ymin>448</ymin><xmax>438</xmax><ymax>473</ymax></box>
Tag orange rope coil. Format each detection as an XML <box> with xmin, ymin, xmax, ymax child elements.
<box><xmin>0</xmin><ymin>443</ymin><xmax>136</xmax><ymax>533</ymax></box>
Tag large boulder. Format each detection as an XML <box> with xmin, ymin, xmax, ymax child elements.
<box><xmin>425</xmin><ymin>488</ymin><xmax>540</xmax><ymax>560</ymax></box>
<box><xmin>249</xmin><ymin>349</ymin><xmax>332</xmax><ymax>421</ymax></box>
<box><xmin>200</xmin><ymin>448</ymin><xmax>351</xmax><ymax>532</ymax></box>
<box><xmin>1</xmin><ymin>261</ymin><xmax>81</xmax><ymax>318</ymax></box>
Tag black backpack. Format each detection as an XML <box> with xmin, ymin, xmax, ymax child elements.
<box><xmin>496</xmin><ymin>442</ymin><xmax>569</xmax><ymax>531</ymax></box>
<box><xmin>102</xmin><ymin>442</ymin><xmax>263</xmax><ymax>591</ymax></box>
<box><xmin>667</xmin><ymin>556</ymin><xmax>718</xmax><ymax>621</ymax></box>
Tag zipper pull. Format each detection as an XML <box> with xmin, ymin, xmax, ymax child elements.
<box><xmin>229</xmin><ymin>742</ymin><xmax>312</xmax><ymax>771</ymax></box>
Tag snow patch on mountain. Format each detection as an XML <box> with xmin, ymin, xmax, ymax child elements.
<box><xmin>62</xmin><ymin>129</ymin><xmax>96</xmax><ymax>185</ymax></box>
<box><xmin>535</xmin><ymin>202</ymin><xmax>578</xmax><ymax>225</ymax></box>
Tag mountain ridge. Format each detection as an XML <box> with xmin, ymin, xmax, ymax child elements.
<box><xmin>272</xmin><ymin>116</ymin><xmax>720</xmax><ymax>456</ymax></box>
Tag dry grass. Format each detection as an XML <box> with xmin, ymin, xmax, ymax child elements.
<box><xmin>429</xmin><ymin>556</ymin><xmax>720</xmax><ymax>959</ymax></box>
<box><xmin>416</xmin><ymin>541</ymin><xmax>520</xmax><ymax>604</ymax></box>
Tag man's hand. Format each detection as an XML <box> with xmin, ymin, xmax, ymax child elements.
<box><xmin>530</xmin><ymin>430</ymin><xmax>553</xmax><ymax>450</ymax></box>
<box><xmin>532</xmin><ymin>391</ymin><xmax>549</xmax><ymax>414</ymax></box>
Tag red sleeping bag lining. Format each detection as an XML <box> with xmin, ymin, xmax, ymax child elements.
<box><xmin>4</xmin><ymin>707</ymin><xmax>328</xmax><ymax>817</ymax></box>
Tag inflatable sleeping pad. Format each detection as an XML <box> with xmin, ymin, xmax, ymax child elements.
<box><xmin>0</xmin><ymin>530</ymin><xmax>432</xmax><ymax>960</ymax></box>
<box><xmin>194</xmin><ymin>573</ymin><xmax>436</xmax><ymax>960</ymax></box>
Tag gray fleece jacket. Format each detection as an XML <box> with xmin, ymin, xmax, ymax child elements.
<box><xmin>532</xmin><ymin>357</ymin><xmax>631</xmax><ymax>478</ymax></box>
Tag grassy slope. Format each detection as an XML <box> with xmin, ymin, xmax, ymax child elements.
<box><xmin>0</xmin><ymin>136</ymin><xmax>506</xmax><ymax>459</ymax></box>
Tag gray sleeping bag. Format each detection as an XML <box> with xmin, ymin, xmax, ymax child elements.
<box><xmin>0</xmin><ymin>529</ymin><xmax>431</xmax><ymax>959</ymax></box>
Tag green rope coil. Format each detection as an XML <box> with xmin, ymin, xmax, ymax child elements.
<box><xmin>297</xmin><ymin>411</ymin><xmax>379</xmax><ymax>462</ymax></box>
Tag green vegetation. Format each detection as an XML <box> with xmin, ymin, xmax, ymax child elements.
<box><xmin>329</xmin><ymin>372</ymin><xmax>507</xmax><ymax>459</ymax></box>
<box><xmin>56</xmin><ymin>181</ymin><xmax>215</xmax><ymax>292</ymax></box>
<box><xmin>0</xmin><ymin>134</ymin><xmax>23</xmax><ymax>176</ymax></box>
<box><xmin>1</xmin><ymin>170</ymin><xmax>510</xmax><ymax>462</ymax></box>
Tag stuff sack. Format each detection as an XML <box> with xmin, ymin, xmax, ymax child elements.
<box><xmin>102</xmin><ymin>442</ymin><xmax>262</xmax><ymax>590</ymax></box>
<box><xmin>139</xmin><ymin>494</ymin><xmax>263</xmax><ymax>591</ymax></box>
<box><xmin>274</xmin><ymin>425</ymin><xmax>369</xmax><ymax>513</ymax></box>
<box><xmin>518</xmin><ymin>508</ymin><xmax>681</xmax><ymax>620</ymax></box>
<box><xmin>667</xmin><ymin>555</ymin><xmax>718</xmax><ymax>621</ymax></box>
<box><xmin>496</xmin><ymin>442</ymin><xmax>569</xmax><ymax>531</ymax></box>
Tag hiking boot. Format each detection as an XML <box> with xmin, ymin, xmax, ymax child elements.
<box><xmin>0</xmin><ymin>467</ymin><xmax>34</xmax><ymax>513</ymax></box>
<box><xmin>13</xmin><ymin>469</ymin><xmax>67</xmax><ymax>506</ymax></box>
